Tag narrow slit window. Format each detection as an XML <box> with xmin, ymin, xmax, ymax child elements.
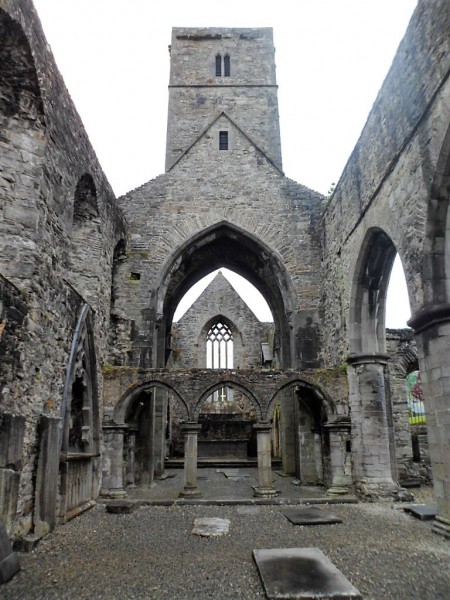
<box><xmin>219</xmin><ymin>131</ymin><xmax>228</xmax><ymax>150</ymax></box>
<box><xmin>215</xmin><ymin>54</ymin><xmax>222</xmax><ymax>77</ymax></box>
<box><xmin>224</xmin><ymin>54</ymin><xmax>230</xmax><ymax>77</ymax></box>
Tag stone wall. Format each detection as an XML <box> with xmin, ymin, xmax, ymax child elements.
<box><xmin>0</xmin><ymin>0</ymin><xmax>126</xmax><ymax>539</ymax></box>
<box><xmin>170</xmin><ymin>272</ymin><xmax>273</xmax><ymax>369</ymax></box>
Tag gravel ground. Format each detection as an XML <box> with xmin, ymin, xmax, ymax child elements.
<box><xmin>3</xmin><ymin>474</ymin><xmax>449</xmax><ymax>600</ymax></box>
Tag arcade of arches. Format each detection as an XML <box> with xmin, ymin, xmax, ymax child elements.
<box><xmin>1</xmin><ymin>0</ymin><xmax>450</xmax><ymax>553</ymax></box>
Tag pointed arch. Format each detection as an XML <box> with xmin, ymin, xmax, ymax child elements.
<box><xmin>114</xmin><ymin>380</ymin><xmax>189</xmax><ymax>424</ymax></box>
<box><xmin>194</xmin><ymin>379</ymin><xmax>262</xmax><ymax>420</ymax></box>
<box><xmin>349</xmin><ymin>227</ymin><xmax>397</xmax><ymax>356</ymax></box>
<box><xmin>0</xmin><ymin>9</ymin><xmax>46</xmax><ymax>282</ymax></box>
<box><xmin>154</xmin><ymin>220</ymin><xmax>297</xmax><ymax>369</ymax></box>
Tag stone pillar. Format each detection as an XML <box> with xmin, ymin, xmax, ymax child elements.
<box><xmin>34</xmin><ymin>416</ymin><xmax>62</xmax><ymax>537</ymax></box>
<box><xmin>253</xmin><ymin>422</ymin><xmax>279</xmax><ymax>498</ymax></box>
<box><xmin>126</xmin><ymin>429</ymin><xmax>137</xmax><ymax>488</ymax></box>
<box><xmin>409</xmin><ymin>306</ymin><xmax>450</xmax><ymax>538</ymax></box>
<box><xmin>312</xmin><ymin>427</ymin><xmax>324</xmax><ymax>483</ymax></box>
<box><xmin>179</xmin><ymin>423</ymin><xmax>202</xmax><ymax>498</ymax></box>
<box><xmin>0</xmin><ymin>414</ymin><xmax>25</xmax><ymax>533</ymax></box>
<box><xmin>101</xmin><ymin>424</ymin><xmax>127</xmax><ymax>498</ymax></box>
<box><xmin>347</xmin><ymin>354</ymin><xmax>400</xmax><ymax>498</ymax></box>
<box><xmin>140</xmin><ymin>393</ymin><xmax>155</xmax><ymax>487</ymax></box>
<box><xmin>324</xmin><ymin>418</ymin><xmax>352</xmax><ymax>493</ymax></box>
<box><xmin>153</xmin><ymin>390</ymin><xmax>168</xmax><ymax>478</ymax></box>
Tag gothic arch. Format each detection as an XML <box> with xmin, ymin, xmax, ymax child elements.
<box><xmin>267</xmin><ymin>378</ymin><xmax>336</xmax><ymax>421</ymax></box>
<box><xmin>155</xmin><ymin>220</ymin><xmax>297</xmax><ymax>368</ymax></box>
<box><xmin>422</xmin><ymin>122</ymin><xmax>450</xmax><ymax>307</ymax></box>
<box><xmin>194</xmin><ymin>379</ymin><xmax>262</xmax><ymax>420</ymax></box>
<box><xmin>349</xmin><ymin>227</ymin><xmax>398</xmax><ymax>356</ymax></box>
<box><xmin>114</xmin><ymin>379</ymin><xmax>189</xmax><ymax>424</ymax></box>
<box><xmin>69</xmin><ymin>173</ymin><xmax>102</xmax><ymax>304</ymax></box>
<box><xmin>0</xmin><ymin>9</ymin><xmax>46</xmax><ymax>281</ymax></box>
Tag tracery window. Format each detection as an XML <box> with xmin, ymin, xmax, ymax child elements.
<box><xmin>206</xmin><ymin>321</ymin><xmax>233</xmax><ymax>402</ymax></box>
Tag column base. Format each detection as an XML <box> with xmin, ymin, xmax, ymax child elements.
<box><xmin>327</xmin><ymin>485</ymin><xmax>351</xmax><ymax>496</ymax></box>
<box><xmin>354</xmin><ymin>480</ymin><xmax>414</xmax><ymax>502</ymax></box>
<box><xmin>432</xmin><ymin>516</ymin><xmax>450</xmax><ymax>539</ymax></box>
<box><xmin>103</xmin><ymin>488</ymin><xmax>127</xmax><ymax>499</ymax></box>
<box><xmin>253</xmin><ymin>486</ymin><xmax>280</xmax><ymax>498</ymax></box>
<box><xmin>179</xmin><ymin>487</ymin><xmax>202</xmax><ymax>498</ymax></box>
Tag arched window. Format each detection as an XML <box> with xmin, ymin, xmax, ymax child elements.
<box><xmin>206</xmin><ymin>321</ymin><xmax>233</xmax><ymax>402</ymax></box>
<box><xmin>215</xmin><ymin>54</ymin><xmax>222</xmax><ymax>77</ymax></box>
<box><xmin>206</xmin><ymin>321</ymin><xmax>233</xmax><ymax>368</ymax></box>
<box><xmin>224</xmin><ymin>54</ymin><xmax>230</xmax><ymax>77</ymax></box>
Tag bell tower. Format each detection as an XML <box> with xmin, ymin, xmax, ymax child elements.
<box><xmin>165</xmin><ymin>27</ymin><xmax>283</xmax><ymax>172</ymax></box>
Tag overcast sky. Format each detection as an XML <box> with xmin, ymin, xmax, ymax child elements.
<box><xmin>32</xmin><ymin>0</ymin><xmax>417</xmax><ymax>325</ymax></box>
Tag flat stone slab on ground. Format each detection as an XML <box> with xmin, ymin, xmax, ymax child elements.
<box><xmin>253</xmin><ymin>548</ymin><xmax>362</xmax><ymax>599</ymax></box>
<box><xmin>0</xmin><ymin>520</ymin><xmax>20</xmax><ymax>583</ymax></box>
<box><xmin>237</xmin><ymin>507</ymin><xmax>261</xmax><ymax>515</ymax></box>
<box><xmin>192</xmin><ymin>517</ymin><xmax>230</xmax><ymax>537</ymax></box>
<box><xmin>281</xmin><ymin>507</ymin><xmax>342</xmax><ymax>526</ymax></box>
<box><xmin>105</xmin><ymin>500</ymin><xmax>142</xmax><ymax>514</ymax></box>
<box><xmin>403</xmin><ymin>504</ymin><xmax>437</xmax><ymax>520</ymax></box>
<box><xmin>218</xmin><ymin>469</ymin><xmax>251</xmax><ymax>479</ymax></box>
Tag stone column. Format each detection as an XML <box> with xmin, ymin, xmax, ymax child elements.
<box><xmin>347</xmin><ymin>354</ymin><xmax>399</xmax><ymax>498</ymax></box>
<box><xmin>409</xmin><ymin>306</ymin><xmax>450</xmax><ymax>538</ymax></box>
<box><xmin>179</xmin><ymin>423</ymin><xmax>202</xmax><ymax>498</ymax></box>
<box><xmin>140</xmin><ymin>392</ymin><xmax>155</xmax><ymax>487</ymax></box>
<box><xmin>324</xmin><ymin>418</ymin><xmax>352</xmax><ymax>493</ymax></box>
<box><xmin>101</xmin><ymin>424</ymin><xmax>127</xmax><ymax>498</ymax></box>
<box><xmin>153</xmin><ymin>390</ymin><xmax>168</xmax><ymax>478</ymax></box>
<box><xmin>253</xmin><ymin>422</ymin><xmax>279</xmax><ymax>498</ymax></box>
<box><xmin>312</xmin><ymin>427</ymin><xmax>324</xmax><ymax>483</ymax></box>
<box><xmin>126</xmin><ymin>429</ymin><xmax>137</xmax><ymax>488</ymax></box>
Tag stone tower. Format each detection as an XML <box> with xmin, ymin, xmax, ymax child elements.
<box><xmin>165</xmin><ymin>28</ymin><xmax>283</xmax><ymax>172</ymax></box>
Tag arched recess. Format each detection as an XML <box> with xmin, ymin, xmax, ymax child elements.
<box><xmin>59</xmin><ymin>304</ymin><xmax>100</xmax><ymax>522</ymax></box>
<box><xmin>114</xmin><ymin>380</ymin><xmax>189</xmax><ymax>424</ymax></box>
<box><xmin>69</xmin><ymin>174</ymin><xmax>102</xmax><ymax>305</ymax></box>
<box><xmin>349</xmin><ymin>227</ymin><xmax>398</xmax><ymax>356</ymax></box>
<box><xmin>268</xmin><ymin>380</ymin><xmax>335</xmax><ymax>484</ymax></box>
<box><xmin>194</xmin><ymin>380</ymin><xmax>263</xmax><ymax>420</ymax></box>
<box><xmin>0</xmin><ymin>9</ymin><xmax>46</xmax><ymax>282</ymax></box>
<box><xmin>155</xmin><ymin>221</ymin><xmax>297</xmax><ymax>369</ymax></box>
<box><xmin>422</xmin><ymin>122</ymin><xmax>450</xmax><ymax>307</ymax></box>
<box><xmin>108</xmin><ymin>238</ymin><xmax>131</xmax><ymax>365</ymax></box>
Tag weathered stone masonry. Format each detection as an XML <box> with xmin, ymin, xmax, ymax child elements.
<box><xmin>2</xmin><ymin>0</ymin><xmax>450</xmax><ymax>550</ymax></box>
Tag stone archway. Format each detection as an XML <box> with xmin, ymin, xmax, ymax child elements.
<box><xmin>268</xmin><ymin>380</ymin><xmax>338</xmax><ymax>488</ymax></box>
<box><xmin>154</xmin><ymin>221</ymin><xmax>297</xmax><ymax>370</ymax></box>
<box><xmin>348</xmin><ymin>228</ymin><xmax>402</xmax><ymax>498</ymax></box>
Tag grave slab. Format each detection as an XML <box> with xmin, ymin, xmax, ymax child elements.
<box><xmin>237</xmin><ymin>507</ymin><xmax>261</xmax><ymax>515</ymax></box>
<box><xmin>0</xmin><ymin>520</ymin><xmax>20</xmax><ymax>583</ymax></box>
<box><xmin>192</xmin><ymin>517</ymin><xmax>230</xmax><ymax>537</ymax></box>
<box><xmin>253</xmin><ymin>548</ymin><xmax>362</xmax><ymax>599</ymax></box>
<box><xmin>403</xmin><ymin>504</ymin><xmax>437</xmax><ymax>521</ymax></box>
<box><xmin>281</xmin><ymin>507</ymin><xmax>342</xmax><ymax>526</ymax></box>
<box><xmin>105</xmin><ymin>499</ymin><xmax>142</xmax><ymax>514</ymax></box>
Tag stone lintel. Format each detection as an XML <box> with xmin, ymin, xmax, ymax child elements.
<box><xmin>253</xmin><ymin>422</ymin><xmax>272</xmax><ymax>433</ymax></box>
<box><xmin>347</xmin><ymin>353</ymin><xmax>390</xmax><ymax>366</ymax></box>
<box><xmin>408</xmin><ymin>303</ymin><xmax>450</xmax><ymax>334</ymax></box>
<box><xmin>181</xmin><ymin>422</ymin><xmax>202</xmax><ymax>434</ymax></box>
<box><xmin>324</xmin><ymin>418</ymin><xmax>351</xmax><ymax>432</ymax></box>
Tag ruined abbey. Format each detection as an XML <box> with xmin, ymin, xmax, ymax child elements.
<box><xmin>1</xmin><ymin>0</ymin><xmax>450</xmax><ymax>561</ymax></box>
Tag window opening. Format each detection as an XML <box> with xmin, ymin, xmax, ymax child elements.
<box><xmin>206</xmin><ymin>321</ymin><xmax>233</xmax><ymax>402</ymax></box>
<box><xmin>215</xmin><ymin>54</ymin><xmax>222</xmax><ymax>77</ymax></box>
<box><xmin>219</xmin><ymin>131</ymin><xmax>228</xmax><ymax>150</ymax></box>
<box><xmin>224</xmin><ymin>54</ymin><xmax>230</xmax><ymax>76</ymax></box>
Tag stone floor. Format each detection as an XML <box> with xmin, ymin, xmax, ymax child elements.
<box><xmin>3</xmin><ymin>471</ymin><xmax>449</xmax><ymax>600</ymax></box>
<box><xmin>124</xmin><ymin>467</ymin><xmax>356</xmax><ymax>505</ymax></box>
